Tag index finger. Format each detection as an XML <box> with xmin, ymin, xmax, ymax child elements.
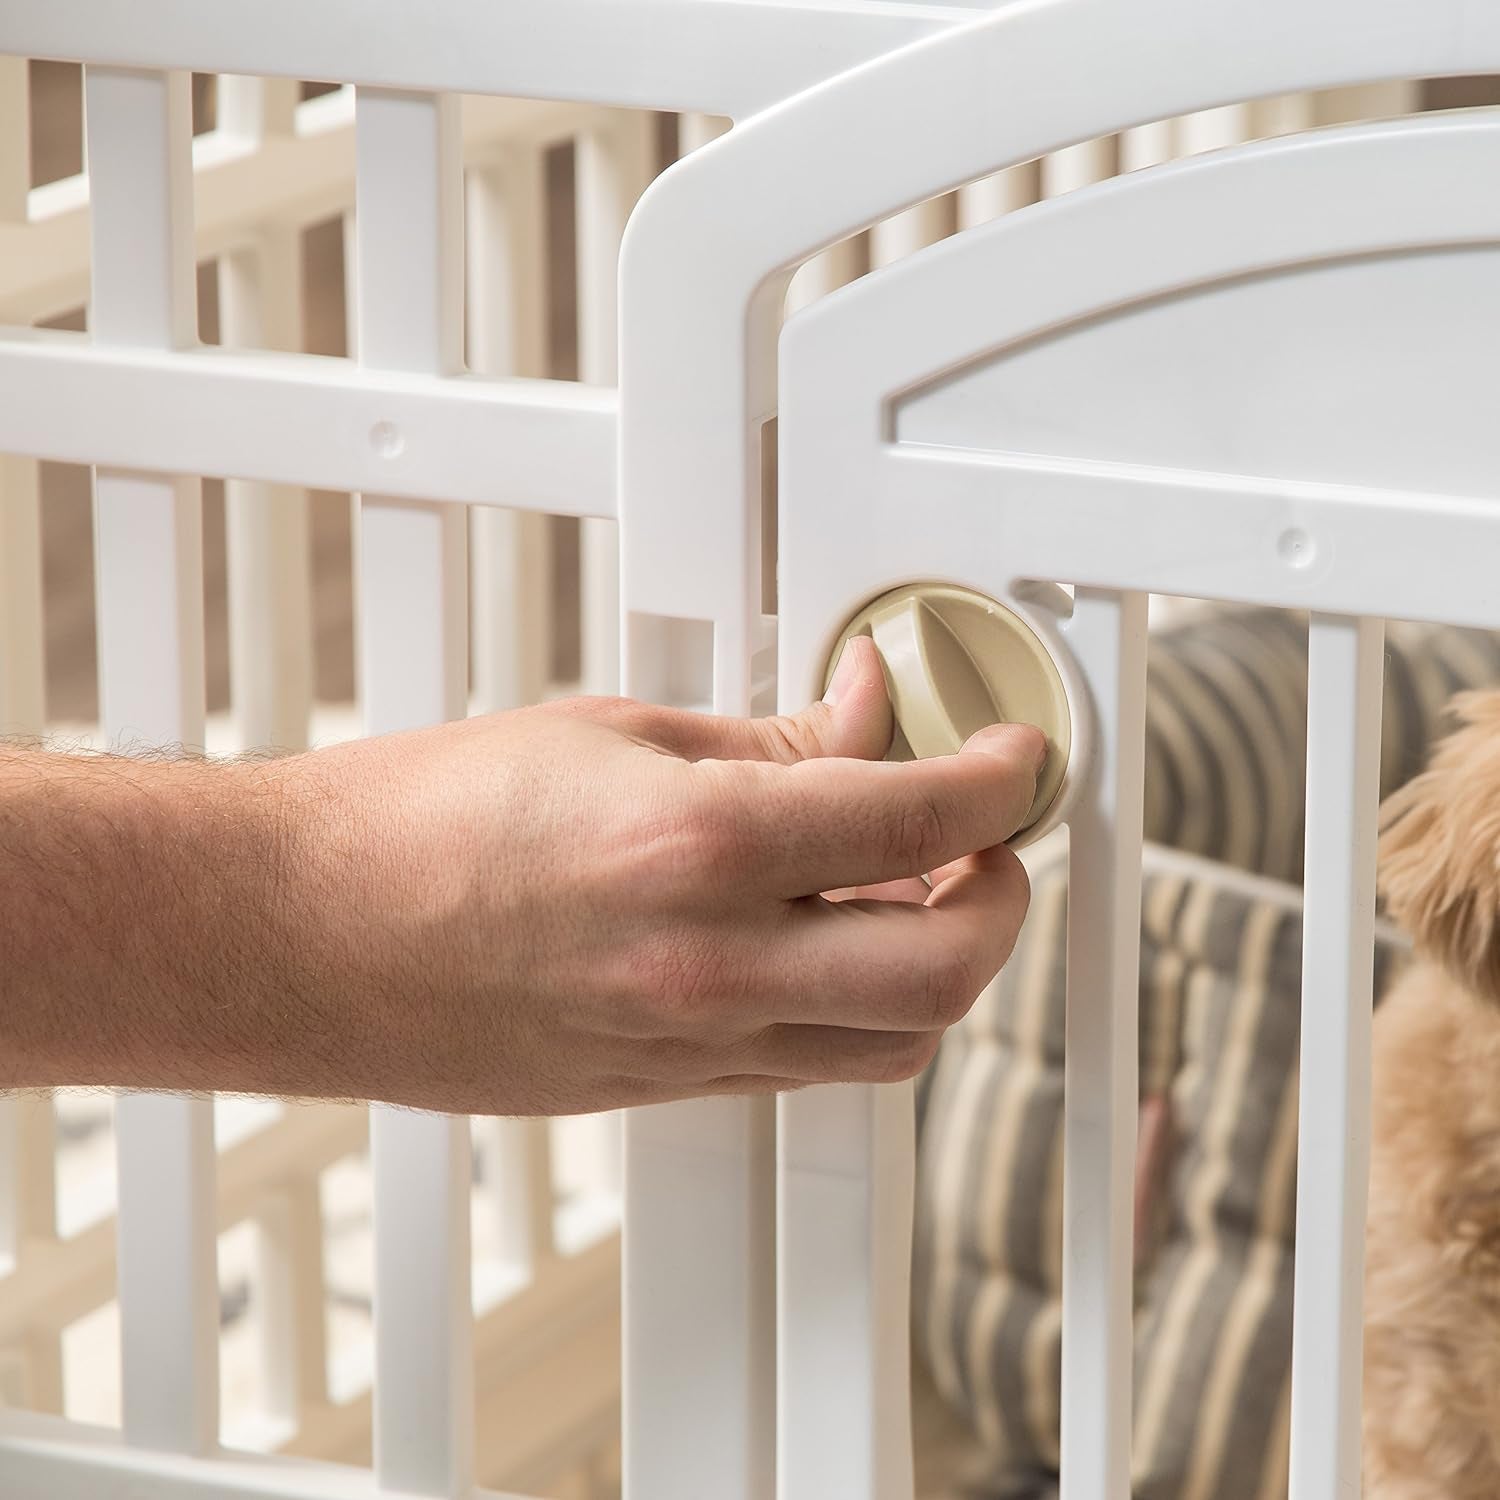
<box><xmin>720</xmin><ymin>721</ymin><xmax>1046</xmax><ymax>896</ymax></box>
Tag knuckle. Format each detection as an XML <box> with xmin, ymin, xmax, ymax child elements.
<box><xmin>890</xmin><ymin>793</ymin><xmax>947</xmax><ymax>871</ymax></box>
<box><xmin>754</xmin><ymin>712</ymin><xmax>816</xmax><ymax>764</ymax></box>
<box><xmin>922</xmin><ymin>947</ymin><xmax>980</xmax><ymax>1027</ymax></box>
<box><xmin>628</xmin><ymin>926</ymin><xmax>735</xmax><ymax>1026</ymax></box>
<box><xmin>635</xmin><ymin>778</ymin><xmax>748</xmax><ymax>889</ymax></box>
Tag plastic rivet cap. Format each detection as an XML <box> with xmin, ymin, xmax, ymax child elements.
<box><xmin>825</xmin><ymin>583</ymin><xmax>1071</xmax><ymax>834</ymax></box>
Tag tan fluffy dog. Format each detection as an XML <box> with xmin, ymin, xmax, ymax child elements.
<box><xmin>1365</xmin><ymin>692</ymin><xmax>1500</xmax><ymax>1497</ymax></box>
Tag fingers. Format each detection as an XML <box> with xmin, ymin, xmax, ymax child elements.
<box><xmin>738</xmin><ymin>1023</ymin><xmax>944</xmax><ymax>1084</ymax></box>
<box><xmin>715</xmin><ymin>720</ymin><xmax>1045</xmax><ymax>895</ymax></box>
<box><xmin>768</xmin><ymin>842</ymin><xmax>1031</xmax><ymax>1029</ymax></box>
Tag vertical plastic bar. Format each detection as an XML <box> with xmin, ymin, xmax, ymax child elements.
<box><xmin>256</xmin><ymin>1176</ymin><xmax>329</xmax><ymax>1427</ymax></box>
<box><xmin>85</xmin><ymin>63</ymin><xmax>218</xmax><ymax>1455</ymax></box>
<box><xmin>0</xmin><ymin>63</ymin><xmax>40</xmax><ymax>740</ymax></box>
<box><xmin>214</xmin><ymin>75</ymin><xmax>299</xmax><ymax>140</ymax></box>
<box><xmin>0</xmin><ymin>1093</ymin><xmax>54</xmax><ymax>1272</ymax></box>
<box><xmin>575</xmin><ymin>112</ymin><xmax>653</xmax><ymax>696</ymax></box>
<box><xmin>476</xmin><ymin>1117</ymin><xmax>556</xmax><ymax>1276</ymax></box>
<box><xmin>1287</xmin><ymin>615</ymin><xmax>1383</xmax><ymax>1500</ymax></box>
<box><xmin>574</xmin><ymin>112</ymin><xmax>654</xmax><ymax>1216</ymax></box>
<box><xmin>0</xmin><ymin>56</ymin><xmax>27</xmax><ymax>223</ymax></box>
<box><xmin>1059</xmin><ymin>588</ymin><xmax>1147</xmax><ymax>1500</ymax></box>
<box><xmin>466</xmin><ymin>145</ymin><xmax>552</xmax><ymax>712</ymax></box>
<box><xmin>219</xmin><ymin>229</ymin><xmax>313</xmax><ymax>752</ymax></box>
<box><xmin>625</xmin><ymin>1100</ymin><xmax>775</xmax><ymax>1500</ymax></box>
<box><xmin>778</xmin><ymin>1084</ymin><xmax>915</xmax><ymax>1500</ymax></box>
<box><xmin>869</xmin><ymin>195</ymin><xmax>956</xmax><ymax>268</ymax></box>
<box><xmin>355</xmin><ymin>85</ymin><xmax>474</xmax><ymax>1499</ymax></box>
<box><xmin>216</xmin><ymin>75</ymin><xmax>311</xmax><ymax>753</ymax></box>
<box><xmin>342</xmin><ymin>207</ymin><xmax>363</xmax><ymax>712</ymax></box>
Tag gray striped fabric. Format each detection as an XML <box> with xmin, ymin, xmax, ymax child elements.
<box><xmin>915</xmin><ymin>608</ymin><xmax>1500</xmax><ymax>1500</ymax></box>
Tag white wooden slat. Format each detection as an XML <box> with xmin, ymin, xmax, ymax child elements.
<box><xmin>0</xmin><ymin>56</ymin><xmax>27</xmax><ymax>224</ymax></box>
<box><xmin>466</xmin><ymin>145</ymin><xmax>553</xmax><ymax>712</ymax></box>
<box><xmin>354</xmin><ymin>84</ymin><xmax>474</xmax><ymax>1499</ymax></box>
<box><xmin>84</xmin><ymin>63</ymin><xmax>218</xmax><ymax>1455</ymax></box>
<box><xmin>1059</xmin><ymin>588</ymin><xmax>1148</xmax><ymax>1500</ymax></box>
<box><xmin>575</xmin><ymin>112</ymin><xmax>654</xmax><ymax>697</ymax></box>
<box><xmin>218</xmin><ymin>227</ymin><xmax>314</xmax><ymax>752</ymax></box>
<box><xmin>1288</xmin><ymin>614</ymin><xmax>1383</xmax><ymax>1500</ymax></box>
<box><xmin>778</xmin><ymin>1084</ymin><xmax>915</xmax><ymax>1500</ymax></box>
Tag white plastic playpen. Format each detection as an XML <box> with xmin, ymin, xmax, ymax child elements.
<box><xmin>0</xmin><ymin>1</ymin><xmax>1496</xmax><ymax>1496</ymax></box>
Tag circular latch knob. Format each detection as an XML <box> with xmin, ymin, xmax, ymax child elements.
<box><xmin>826</xmin><ymin>583</ymin><xmax>1071</xmax><ymax>837</ymax></box>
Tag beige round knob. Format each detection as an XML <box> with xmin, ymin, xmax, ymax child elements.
<box><xmin>825</xmin><ymin>583</ymin><xmax>1071</xmax><ymax>835</ymax></box>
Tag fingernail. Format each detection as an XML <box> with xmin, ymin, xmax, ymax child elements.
<box><xmin>823</xmin><ymin>640</ymin><xmax>860</xmax><ymax>706</ymax></box>
<box><xmin>966</xmin><ymin>722</ymin><xmax>1048</xmax><ymax>773</ymax></box>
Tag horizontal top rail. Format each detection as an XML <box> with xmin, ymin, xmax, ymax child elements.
<box><xmin>1</xmin><ymin>0</ymin><xmax>980</xmax><ymax>119</ymax></box>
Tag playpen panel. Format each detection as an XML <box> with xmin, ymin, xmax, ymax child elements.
<box><xmin>84</xmin><ymin>62</ymin><xmax>219</xmax><ymax>1456</ymax></box>
<box><xmin>352</xmin><ymin>85</ymin><xmax>474</xmax><ymax>1498</ymax></box>
<box><xmin>765</xmin><ymin>75</ymin><xmax>1499</xmax><ymax>1499</ymax></box>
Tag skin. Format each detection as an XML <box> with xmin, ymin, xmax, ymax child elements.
<box><xmin>0</xmin><ymin>637</ymin><xmax>1042</xmax><ymax>1116</ymax></box>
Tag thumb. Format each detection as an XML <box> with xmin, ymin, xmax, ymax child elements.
<box><xmin>630</xmin><ymin>635</ymin><xmax>894</xmax><ymax>765</ymax></box>
<box><xmin>739</xmin><ymin>635</ymin><xmax>894</xmax><ymax>763</ymax></box>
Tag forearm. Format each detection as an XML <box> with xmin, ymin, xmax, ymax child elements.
<box><xmin>0</xmin><ymin>747</ymin><xmax>353</xmax><ymax>1097</ymax></box>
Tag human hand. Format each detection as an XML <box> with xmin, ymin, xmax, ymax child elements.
<box><xmin>293</xmin><ymin>636</ymin><xmax>1043</xmax><ymax>1115</ymax></box>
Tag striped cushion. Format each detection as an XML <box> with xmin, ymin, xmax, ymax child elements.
<box><xmin>914</xmin><ymin>608</ymin><xmax>1500</xmax><ymax>1499</ymax></box>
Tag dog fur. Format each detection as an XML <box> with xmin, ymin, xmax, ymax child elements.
<box><xmin>1364</xmin><ymin>692</ymin><xmax>1500</xmax><ymax>1497</ymax></box>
